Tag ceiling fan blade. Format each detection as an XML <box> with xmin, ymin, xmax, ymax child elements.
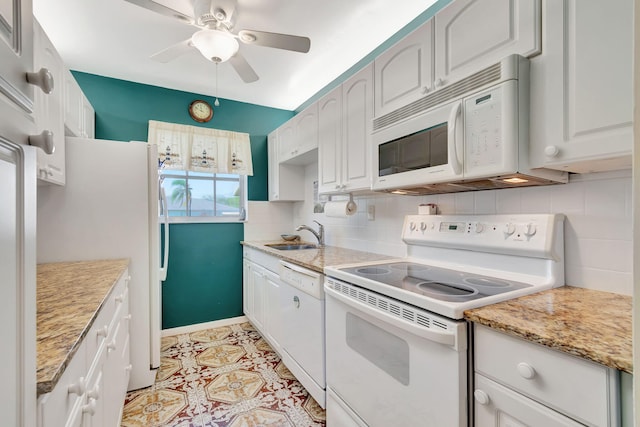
<box><xmin>150</xmin><ymin>39</ymin><xmax>194</xmax><ymax>63</ymax></box>
<box><xmin>125</xmin><ymin>0</ymin><xmax>194</xmax><ymax>24</ymax></box>
<box><xmin>238</xmin><ymin>30</ymin><xmax>310</xmax><ymax>53</ymax></box>
<box><xmin>228</xmin><ymin>52</ymin><xmax>259</xmax><ymax>83</ymax></box>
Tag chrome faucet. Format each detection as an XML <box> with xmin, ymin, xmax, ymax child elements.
<box><xmin>295</xmin><ymin>220</ymin><xmax>324</xmax><ymax>246</ymax></box>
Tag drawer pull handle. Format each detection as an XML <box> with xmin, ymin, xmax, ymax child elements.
<box><xmin>115</xmin><ymin>293</ymin><xmax>125</xmax><ymax>303</ymax></box>
<box><xmin>474</xmin><ymin>389</ymin><xmax>490</xmax><ymax>406</ymax></box>
<box><xmin>82</xmin><ymin>399</ymin><xmax>97</xmax><ymax>415</ymax></box>
<box><xmin>97</xmin><ymin>325</ymin><xmax>109</xmax><ymax>338</ymax></box>
<box><xmin>517</xmin><ymin>362</ymin><xmax>536</xmax><ymax>379</ymax></box>
<box><xmin>124</xmin><ymin>314</ymin><xmax>132</xmax><ymax>321</ymax></box>
<box><xmin>68</xmin><ymin>377</ymin><xmax>85</xmax><ymax>395</ymax></box>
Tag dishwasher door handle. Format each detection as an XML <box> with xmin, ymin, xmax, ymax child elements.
<box><xmin>325</xmin><ymin>285</ymin><xmax>457</xmax><ymax>348</ymax></box>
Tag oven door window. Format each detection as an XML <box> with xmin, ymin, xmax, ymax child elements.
<box><xmin>378</xmin><ymin>123</ymin><xmax>448</xmax><ymax>177</ymax></box>
<box><xmin>346</xmin><ymin>312</ymin><xmax>409</xmax><ymax>385</ymax></box>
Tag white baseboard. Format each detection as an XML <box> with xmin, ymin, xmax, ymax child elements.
<box><xmin>161</xmin><ymin>315</ymin><xmax>248</xmax><ymax>337</ymax></box>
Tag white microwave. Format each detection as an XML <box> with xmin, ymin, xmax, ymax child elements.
<box><xmin>371</xmin><ymin>55</ymin><xmax>567</xmax><ymax>195</ymax></box>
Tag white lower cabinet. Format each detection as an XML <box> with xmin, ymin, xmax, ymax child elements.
<box><xmin>242</xmin><ymin>248</ymin><xmax>285</xmax><ymax>352</ymax></box>
<box><xmin>37</xmin><ymin>269</ymin><xmax>131</xmax><ymax>427</ymax></box>
<box><xmin>473</xmin><ymin>325</ymin><xmax>620</xmax><ymax>427</ymax></box>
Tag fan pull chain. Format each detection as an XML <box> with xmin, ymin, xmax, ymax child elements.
<box><xmin>214</xmin><ymin>62</ymin><xmax>220</xmax><ymax>107</ymax></box>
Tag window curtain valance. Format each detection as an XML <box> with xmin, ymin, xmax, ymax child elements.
<box><xmin>148</xmin><ymin>120</ymin><xmax>253</xmax><ymax>176</ymax></box>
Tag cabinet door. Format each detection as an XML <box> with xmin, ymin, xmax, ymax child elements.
<box><xmin>81</xmin><ymin>94</ymin><xmax>94</xmax><ymax>138</ymax></box>
<box><xmin>342</xmin><ymin>63</ymin><xmax>373</xmax><ymax>192</ymax></box>
<box><xmin>529</xmin><ymin>0</ymin><xmax>632</xmax><ymax>173</ymax></box>
<box><xmin>434</xmin><ymin>0</ymin><xmax>541</xmax><ymax>87</ymax></box>
<box><xmin>317</xmin><ymin>85</ymin><xmax>342</xmax><ymax>194</ymax></box>
<box><xmin>474</xmin><ymin>374</ymin><xmax>584</xmax><ymax>427</ymax></box>
<box><xmin>294</xmin><ymin>103</ymin><xmax>318</xmax><ymax>156</ymax></box>
<box><xmin>33</xmin><ymin>20</ymin><xmax>65</xmax><ymax>185</ymax></box>
<box><xmin>267</xmin><ymin>131</ymin><xmax>279</xmax><ymax>201</ymax></box>
<box><xmin>263</xmin><ymin>270</ymin><xmax>282</xmax><ymax>354</ymax></box>
<box><xmin>374</xmin><ymin>21</ymin><xmax>434</xmax><ymax>117</ymax></box>
<box><xmin>242</xmin><ymin>260</ymin><xmax>253</xmax><ymax>318</ymax></box>
<box><xmin>0</xmin><ymin>0</ymin><xmax>34</xmax><ymax>114</ymax></box>
<box><xmin>250</xmin><ymin>263</ymin><xmax>265</xmax><ymax>330</ymax></box>
<box><xmin>277</xmin><ymin>120</ymin><xmax>295</xmax><ymax>161</ymax></box>
<box><xmin>64</xmin><ymin>69</ymin><xmax>82</xmax><ymax>137</ymax></box>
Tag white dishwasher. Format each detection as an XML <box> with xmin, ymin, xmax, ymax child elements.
<box><xmin>278</xmin><ymin>261</ymin><xmax>326</xmax><ymax>408</ymax></box>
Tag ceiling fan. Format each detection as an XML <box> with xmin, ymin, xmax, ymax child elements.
<box><xmin>125</xmin><ymin>0</ymin><xmax>311</xmax><ymax>83</ymax></box>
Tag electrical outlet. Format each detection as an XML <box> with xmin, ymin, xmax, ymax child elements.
<box><xmin>367</xmin><ymin>205</ymin><xmax>375</xmax><ymax>221</ymax></box>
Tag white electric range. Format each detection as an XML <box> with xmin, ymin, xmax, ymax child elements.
<box><xmin>323</xmin><ymin>214</ymin><xmax>565</xmax><ymax>427</ymax></box>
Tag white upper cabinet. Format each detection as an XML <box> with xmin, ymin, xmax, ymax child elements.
<box><xmin>0</xmin><ymin>0</ymin><xmax>34</xmax><ymax>115</ymax></box>
<box><xmin>341</xmin><ymin>64</ymin><xmax>373</xmax><ymax>192</ymax></box>
<box><xmin>33</xmin><ymin>20</ymin><xmax>65</xmax><ymax>185</ymax></box>
<box><xmin>529</xmin><ymin>0</ymin><xmax>633</xmax><ymax>173</ymax></box>
<box><xmin>268</xmin><ymin>129</ymin><xmax>304</xmax><ymax>202</ymax></box>
<box><xmin>317</xmin><ymin>85</ymin><xmax>342</xmax><ymax>194</ymax></box>
<box><xmin>374</xmin><ymin>22</ymin><xmax>434</xmax><ymax>118</ymax></box>
<box><xmin>434</xmin><ymin>0</ymin><xmax>541</xmax><ymax>88</ymax></box>
<box><xmin>279</xmin><ymin>103</ymin><xmax>318</xmax><ymax>164</ymax></box>
<box><xmin>63</xmin><ymin>70</ymin><xmax>94</xmax><ymax>138</ymax></box>
<box><xmin>319</xmin><ymin>64</ymin><xmax>373</xmax><ymax>195</ymax></box>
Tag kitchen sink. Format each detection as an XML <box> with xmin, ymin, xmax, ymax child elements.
<box><xmin>266</xmin><ymin>243</ymin><xmax>319</xmax><ymax>250</ymax></box>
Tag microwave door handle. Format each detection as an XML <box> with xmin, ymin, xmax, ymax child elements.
<box><xmin>447</xmin><ymin>101</ymin><xmax>463</xmax><ymax>175</ymax></box>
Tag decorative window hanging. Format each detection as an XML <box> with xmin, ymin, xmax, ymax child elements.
<box><xmin>148</xmin><ymin>120</ymin><xmax>253</xmax><ymax>176</ymax></box>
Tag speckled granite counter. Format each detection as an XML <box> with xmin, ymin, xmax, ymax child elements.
<box><xmin>241</xmin><ymin>241</ymin><xmax>395</xmax><ymax>273</ymax></box>
<box><xmin>37</xmin><ymin>259</ymin><xmax>129</xmax><ymax>395</ymax></box>
<box><xmin>464</xmin><ymin>286</ymin><xmax>632</xmax><ymax>374</ymax></box>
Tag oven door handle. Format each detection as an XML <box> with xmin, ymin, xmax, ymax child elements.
<box><xmin>325</xmin><ymin>286</ymin><xmax>456</xmax><ymax>347</ymax></box>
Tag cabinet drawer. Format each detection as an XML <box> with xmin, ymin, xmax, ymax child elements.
<box><xmin>474</xmin><ymin>374</ymin><xmax>583</xmax><ymax>427</ymax></box>
<box><xmin>475</xmin><ymin>325</ymin><xmax>618</xmax><ymax>426</ymax></box>
<box><xmin>85</xmin><ymin>270</ymin><xmax>129</xmax><ymax>363</ymax></box>
<box><xmin>37</xmin><ymin>340</ymin><xmax>88</xmax><ymax>427</ymax></box>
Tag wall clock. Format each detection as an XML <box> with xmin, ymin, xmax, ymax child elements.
<box><xmin>188</xmin><ymin>100</ymin><xmax>213</xmax><ymax>123</ymax></box>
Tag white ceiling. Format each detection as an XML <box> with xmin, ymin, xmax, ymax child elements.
<box><xmin>32</xmin><ymin>0</ymin><xmax>439</xmax><ymax>111</ymax></box>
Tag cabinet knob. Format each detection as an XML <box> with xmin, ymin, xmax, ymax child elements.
<box><xmin>517</xmin><ymin>362</ymin><xmax>536</xmax><ymax>379</ymax></box>
<box><xmin>125</xmin><ymin>364</ymin><xmax>133</xmax><ymax>373</ymax></box>
<box><xmin>544</xmin><ymin>145</ymin><xmax>560</xmax><ymax>158</ymax></box>
<box><xmin>29</xmin><ymin>130</ymin><xmax>55</xmax><ymax>154</ymax></box>
<box><xmin>82</xmin><ymin>399</ymin><xmax>97</xmax><ymax>415</ymax></box>
<box><xmin>107</xmin><ymin>339</ymin><xmax>117</xmax><ymax>352</ymax></box>
<box><xmin>434</xmin><ymin>78</ymin><xmax>445</xmax><ymax>88</ymax></box>
<box><xmin>115</xmin><ymin>293</ymin><xmax>125</xmax><ymax>303</ymax></box>
<box><xmin>124</xmin><ymin>314</ymin><xmax>132</xmax><ymax>321</ymax></box>
<box><xmin>96</xmin><ymin>325</ymin><xmax>109</xmax><ymax>338</ymax></box>
<box><xmin>68</xmin><ymin>377</ymin><xmax>86</xmax><ymax>396</ymax></box>
<box><xmin>422</xmin><ymin>86</ymin><xmax>430</xmax><ymax>94</ymax></box>
<box><xmin>474</xmin><ymin>389</ymin><xmax>490</xmax><ymax>405</ymax></box>
<box><xmin>26</xmin><ymin>68</ymin><xmax>54</xmax><ymax>94</ymax></box>
<box><xmin>87</xmin><ymin>384</ymin><xmax>100</xmax><ymax>400</ymax></box>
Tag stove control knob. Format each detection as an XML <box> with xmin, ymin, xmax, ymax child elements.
<box><xmin>409</xmin><ymin>221</ymin><xmax>417</xmax><ymax>231</ymax></box>
<box><xmin>524</xmin><ymin>223</ymin><xmax>537</xmax><ymax>237</ymax></box>
<box><xmin>503</xmin><ymin>223</ymin><xmax>516</xmax><ymax>237</ymax></box>
<box><xmin>420</xmin><ymin>222</ymin><xmax>427</xmax><ymax>232</ymax></box>
<box><xmin>475</xmin><ymin>223</ymin><xmax>484</xmax><ymax>233</ymax></box>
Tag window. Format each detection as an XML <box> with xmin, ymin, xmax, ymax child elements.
<box><xmin>160</xmin><ymin>171</ymin><xmax>247</xmax><ymax>223</ymax></box>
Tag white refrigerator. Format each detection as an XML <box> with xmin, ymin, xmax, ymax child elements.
<box><xmin>37</xmin><ymin>136</ymin><xmax>169</xmax><ymax>391</ymax></box>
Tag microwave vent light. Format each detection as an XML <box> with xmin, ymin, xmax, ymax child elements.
<box><xmin>502</xmin><ymin>177</ymin><xmax>529</xmax><ymax>184</ymax></box>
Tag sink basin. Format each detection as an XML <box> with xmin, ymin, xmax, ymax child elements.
<box><xmin>266</xmin><ymin>243</ymin><xmax>319</xmax><ymax>251</ymax></box>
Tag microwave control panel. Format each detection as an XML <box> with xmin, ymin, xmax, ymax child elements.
<box><xmin>464</xmin><ymin>80</ymin><xmax>519</xmax><ymax>176</ymax></box>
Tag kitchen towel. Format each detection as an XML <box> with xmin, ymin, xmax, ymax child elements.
<box><xmin>324</xmin><ymin>200</ymin><xmax>357</xmax><ymax>218</ymax></box>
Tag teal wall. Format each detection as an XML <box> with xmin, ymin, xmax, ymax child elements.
<box><xmin>73</xmin><ymin>72</ymin><xmax>293</xmax><ymax>328</ymax></box>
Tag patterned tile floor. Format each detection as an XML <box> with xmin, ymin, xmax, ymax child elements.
<box><xmin>121</xmin><ymin>322</ymin><xmax>326</xmax><ymax>427</ymax></box>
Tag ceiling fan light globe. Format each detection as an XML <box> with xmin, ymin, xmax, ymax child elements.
<box><xmin>191</xmin><ymin>29</ymin><xmax>239</xmax><ymax>63</ymax></box>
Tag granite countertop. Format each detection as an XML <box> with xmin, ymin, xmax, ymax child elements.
<box><xmin>241</xmin><ymin>240</ymin><xmax>395</xmax><ymax>273</ymax></box>
<box><xmin>37</xmin><ymin>259</ymin><xmax>130</xmax><ymax>395</ymax></box>
<box><xmin>464</xmin><ymin>286</ymin><xmax>632</xmax><ymax>374</ymax></box>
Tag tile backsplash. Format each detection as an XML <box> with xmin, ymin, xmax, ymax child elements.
<box><xmin>248</xmin><ymin>163</ymin><xmax>632</xmax><ymax>296</ymax></box>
